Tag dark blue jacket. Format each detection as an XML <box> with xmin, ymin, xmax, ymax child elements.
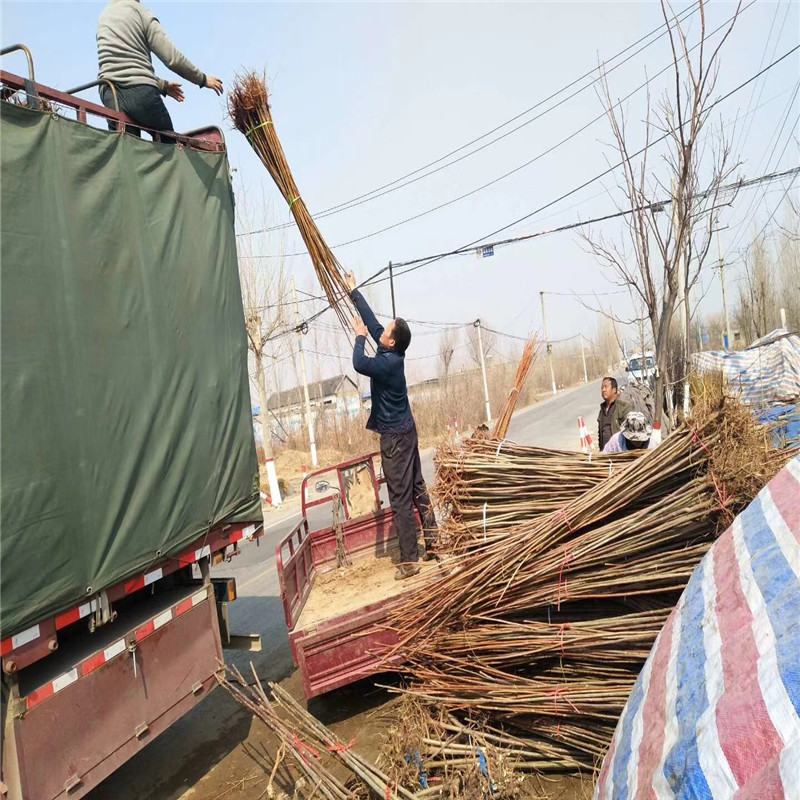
<box><xmin>351</xmin><ymin>290</ymin><xmax>413</xmax><ymax>434</ymax></box>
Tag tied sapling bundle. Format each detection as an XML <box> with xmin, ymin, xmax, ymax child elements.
<box><xmin>228</xmin><ymin>73</ymin><xmax>355</xmax><ymax>331</ymax></box>
<box><xmin>491</xmin><ymin>336</ymin><xmax>539</xmax><ymax>440</ymax></box>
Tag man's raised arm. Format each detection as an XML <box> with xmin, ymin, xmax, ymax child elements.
<box><xmin>352</xmin><ymin>317</ymin><xmax>391</xmax><ymax>379</ymax></box>
<box><xmin>346</xmin><ymin>272</ymin><xmax>383</xmax><ymax>346</ymax></box>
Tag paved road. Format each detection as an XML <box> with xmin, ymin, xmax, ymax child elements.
<box><xmin>89</xmin><ymin>379</ymin><xmax>604</xmax><ymax>800</ymax></box>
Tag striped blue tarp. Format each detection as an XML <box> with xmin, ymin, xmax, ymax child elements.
<box><xmin>692</xmin><ymin>330</ymin><xmax>800</xmax><ymax>406</ymax></box>
<box><xmin>595</xmin><ymin>456</ymin><xmax>800</xmax><ymax>799</ymax></box>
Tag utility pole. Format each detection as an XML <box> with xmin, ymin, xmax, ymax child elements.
<box><xmin>255</xmin><ymin>349</ymin><xmax>282</xmax><ymax>508</ymax></box>
<box><xmin>388</xmin><ymin>261</ymin><xmax>396</xmax><ymax>318</ymax></box>
<box><xmin>579</xmin><ymin>332</ymin><xmax>588</xmax><ymax>384</ymax></box>
<box><xmin>474</xmin><ymin>319</ymin><xmax>492</xmax><ymax>423</ymax></box>
<box><xmin>540</xmin><ymin>292</ymin><xmax>557</xmax><ymax>395</ymax></box>
<box><xmin>717</xmin><ymin>229</ymin><xmax>732</xmax><ymax>351</ymax></box>
<box><xmin>780</xmin><ymin>307</ymin><xmax>787</xmax><ymax>329</ymax></box>
<box><xmin>292</xmin><ymin>277</ymin><xmax>318</xmax><ymax>467</ymax></box>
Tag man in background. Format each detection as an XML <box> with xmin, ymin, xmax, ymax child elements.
<box><xmin>602</xmin><ymin>411</ymin><xmax>658</xmax><ymax>453</ymax></box>
<box><xmin>346</xmin><ymin>273</ymin><xmax>437</xmax><ymax>580</ymax></box>
<box><xmin>597</xmin><ymin>376</ymin><xmax>629</xmax><ymax>451</ymax></box>
<box><xmin>97</xmin><ymin>0</ymin><xmax>223</xmax><ymax>138</ymax></box>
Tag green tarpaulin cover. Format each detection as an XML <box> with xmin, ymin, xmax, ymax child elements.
<box><xmin>1</xmin><ymin>103</ymin><xmax>260</xmax><ymax>637</ymax></box>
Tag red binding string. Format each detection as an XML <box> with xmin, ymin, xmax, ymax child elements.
<box><xmin>557</xmin><ymin>545</ymin><xmax>573</xmax><ymax>611</ymax></box>
<box><xmin>552</xmin><ymin>507</ymin><xmax>574</xmax><ymax>532</ymax></box>
<box><xmin>326</xmin><ymin>737</ymin><xmax>356</xmax><ymax>754</ymax></box>
<box><xmin>385</xmin><ymin>780</ymin><xmax>395</xmax><ymax>800</ymax></box>
<box><xmin>557</xmin><ymin>622</ymin><xmax>570</xmax><ymax>655</ymax></box>
<box><xmin>547</xmin><ymin>687</ymin><xmax>580</xmax><ymax>715</ymax></box>
<box><xmin>292</xmin><ymin>736</ymin><xmax>321</xmax><ymax>765</ymax></box>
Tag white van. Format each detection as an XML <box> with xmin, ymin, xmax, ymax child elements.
<box><xmin>626</xmin><ymin>352</ymin><xmax>658</xmax><ymax>384</ymax></box>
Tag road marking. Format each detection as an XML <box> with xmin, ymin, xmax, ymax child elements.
<box><xmin>263</xmin><ymin>510</ymin><xmax>301</xmax><ymax>532</ymax></box>
<box><xmin>238</xmin><ymin>563</ymin><xmax>279</xmax><ymax>592</ymax></box>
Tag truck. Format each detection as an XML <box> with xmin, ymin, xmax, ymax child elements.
<box><xmin>277</xmin><ymin>453</ymin><xmax>438</xmax><ymax>698</ymax></box>
<box><xmin>625</xmin><ymin>351</ymin><xmax>658</xmax><ymax>387</ymax></box>
<box><xmin>1</xmin><ymin>50</ymin><xmax>264</xmax><ymax>799</ymax></box>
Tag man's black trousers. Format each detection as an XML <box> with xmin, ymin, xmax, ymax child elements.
<box><xmin>100</xmin><ymin>85</ymin><xmax>175</xmax><ymax>141</ymax></box>
<box><xmin>380</xmin><ymin>426</ymin><xmax>436</xmax><ymax>563</ymax></box>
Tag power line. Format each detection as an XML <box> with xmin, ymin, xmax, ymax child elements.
<box><xmin>247</xmin><ymin>3</ymin><xmax>753</xmax><ymax>258</ymax></box>
<box><xmin>375</xmin><ymin>47</ymin><xmax>800</xmax><ymax>288</ymax></box>
<box><xmin>732</xmin><ymin>0</ymin><xmax>792</xmax><ymax>161</ymax></box>
<box><xmin>237</xmin><ymin>2</ymin><xmax>704</xmax><ymax>238</ymax></box>
<box><xmin>727</xmin><ymin>84</ymin><xmax>800</xmax><ymax>255</ymax></box>
<box><xmin>267</xmin><ymin>46</ymin><xmax>800</xmax><ymax>342</ymax></box>
<box><xmin>277</xmin><ymin>162</ymin><xmax>799</xmax><ymax>317</ymax></box>
<box><xmin>382</xmin><ymin>166</ymin><xmax>800</xmax><ymax>274</ymax></box>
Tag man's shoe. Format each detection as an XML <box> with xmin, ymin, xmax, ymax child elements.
<box><xmin>394</xmin><ymin>563</ymin><xmax>421</xmax><ymax>581</ymax></box>
<box><xmin>423</xmin><ymin>548</ymin><xmax>440</xmax><ymax>562</ymax></box>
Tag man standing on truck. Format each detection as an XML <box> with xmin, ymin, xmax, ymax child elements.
<box><xmin>96</xmin><ymin>0</ymin><xmax>223</xmax><ymax>138</ymax></box>
<box><xmin>346</xmin><ymin>272</ymin><xmax>437</xmax><ymax>580</ymax></box>
<box><xmin>597</xmin><ymin>376</ymin><xmax>629</xmax><ymax>451</ymax></box>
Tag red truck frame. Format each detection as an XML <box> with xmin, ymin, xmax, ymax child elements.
<box><xmin>277</xmin><ymin>453</ymin><xmax>429</xmax><ymax>699</ymax></box>
<box><xmin>0</xmin><ymin>53</ymin><xmax>263</xmax><ymax>800</ymax></box>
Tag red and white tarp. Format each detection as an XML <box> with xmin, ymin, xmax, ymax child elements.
<box><xmin>595</xmin><ymin>456</ymin><xmax>800</xmax><ymax>799</ymax></box>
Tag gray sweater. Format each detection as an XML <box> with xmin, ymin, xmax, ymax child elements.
<box><xmin>97</xmin><ymin>0</ymin><xmax>205</xmax><ymax>93</ymax></box>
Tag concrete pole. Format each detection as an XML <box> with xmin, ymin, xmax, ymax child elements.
<box><xmin>540</xmin><ymin>292</ymin><xmax>557</xmax><ymax>394</ymax></box>
<box><xmin>255</xmin><ymin>351</ymin><xmax>282</xmax><ymax>507</ymax></box>
<box><xmin>717</xmin><ymin>229</ymin><xmax>732</xmax><ymax>350</ymax></box>
<box><xmin>580</xmin><ymin>332</ymin><xmax>588</xmax><ymax>384</ymax></box>
<box><xmin>292</xmin><ymin>277</ymin><xmax>318</xmax><ymax>467</ymax></box>
<box><xmin>475</xmin><ymin>319</ymin><xmax>492</xmax><ymax>423</ymax></box>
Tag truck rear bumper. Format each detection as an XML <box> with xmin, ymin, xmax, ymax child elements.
<box><xmin>2</xmin><ymin>585</ymin><xmax>222</xmax><ymax>800</ymax></box>
<box><xmin>291</xmin><ymin>602</ymin><xmax>405</xmax><ymax>699</ymax></box>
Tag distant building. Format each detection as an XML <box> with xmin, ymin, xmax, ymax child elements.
<box><xmin>254</xmin><ymin>374</ymin><xmax>362</xmax><ymax>443</ymax></box>
<box><xmin>407</xmin><ymin>377</ymin><xmax>441</xmax><ymax>402</ymax></box>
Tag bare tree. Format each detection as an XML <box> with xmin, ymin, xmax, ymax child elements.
<box><xmin>734</xmin><ymin>210</ymin><xmax>800</xmax><ymax>341</ymax></box>
<box><xmin>237</xmin><ymin>194</ymin><xmax>289</xmax><ymax>506</ymax></box>
<box><xmin>778</xmin><ymin>207</ymin><xmax>800</xmax><ymax>330</ymax></box>
<box><xmin>581</xmin><ymin>0</ymin><xmax>740</xmax><ymax>423</ymax></box>
<box><xmin>438</xmin><ymin>328</ymin><xmax>458</xmax><ymax>386</ymax></box>
<box><xmin>735</xmin><ymin>233</ymin><xmax>778</xmax><ymax>342</ymax></box>
<box><xmin>596</xmin><ymin>315</ymin><xmax>623</xmax><ymax>373</ymax></box>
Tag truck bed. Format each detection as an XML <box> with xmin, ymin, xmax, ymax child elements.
<box><xmin>277</xmin><ymin>455</ymin><xmax>443</xmax><ymax>697</ymax></box>
<box><xmin>295</xmin><ymin>551</ymin><xmax>438</xmax><ymax>632</ymax></box>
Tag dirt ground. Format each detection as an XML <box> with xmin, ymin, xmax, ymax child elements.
<box><xmin>178</xmin><ymin>670</ymin><xmax>594</xmax><ymax>800</ymax></box>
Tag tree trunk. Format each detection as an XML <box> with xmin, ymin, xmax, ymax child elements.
<box><xmin>652</xmin><ymin>302</ymin><xmax>675</xmax><ymax>426</ymax></box>
<box><xmin>683</xmin><ymin>282</ymin><xmax>692</xmax><ymax>417</ymax></box>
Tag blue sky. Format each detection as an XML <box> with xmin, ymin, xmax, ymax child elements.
<box><xmin>4</xmin><ymin>1</ymin><xmax>799</xmax><ymax>381</ymax></box>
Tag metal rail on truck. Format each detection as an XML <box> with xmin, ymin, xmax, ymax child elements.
<box><xmin>1</xmin><ymin>45</ymin><xmax>226</xmax><ymax>149</ymax></box>
<box><xmin>278</xmin><ymin>453</ymin><xmax>394</xmax><ymax>631</ymax></box>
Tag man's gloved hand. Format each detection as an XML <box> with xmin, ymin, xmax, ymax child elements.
<box><xmin>345</xmin><ymin>271</ymin><xmax>357</xmax><ymax>292</ymax></box>
<box><xmin>353</xmin><ymin>316</ymin><xmax>368</xmax><ymax>338</ymax></box>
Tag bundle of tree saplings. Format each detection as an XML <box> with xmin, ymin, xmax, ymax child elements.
<box><xmin>433</xmin><ymin>439</ymin><xmax>637</xmax><ymax>553</ymax></box>
<box><xmin>491</xmin><ymin>337</ymin><xmax>539</xmax><ymax>440</ymax></box>
<box><xmin>384</xmin><ymin>404</ymin><xmax>788</xmax><ymax>772</ymax></box>
<box><xmin>219</xmin><ymin>664</ymin><xmax>422</xmax><ymax>800</ymax></box>
<box><xmin>228</xmin><ymin>74</ymin><xmax>354</xmax><ymax>332</ymax></box>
